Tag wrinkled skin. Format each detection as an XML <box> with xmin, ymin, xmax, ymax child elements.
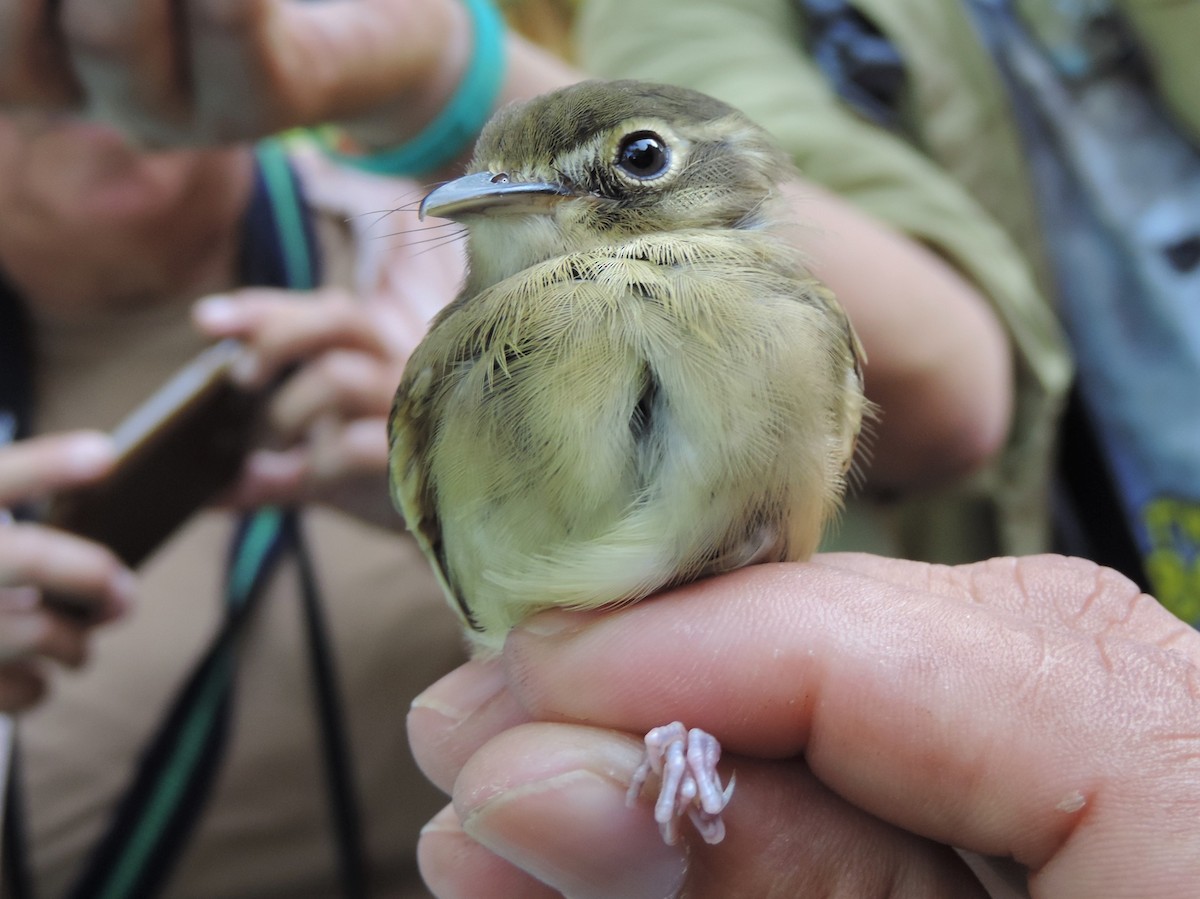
<box><xmin>409</xmin><ymin>553</ymin><xmax>1200</xmax><ymax>899</ymax></box>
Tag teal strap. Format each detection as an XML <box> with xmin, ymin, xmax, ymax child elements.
<box><xmin>227</xmin><ymin>507</ymin><xmax>288</xmax><ymax>606</ymax></box>
<box><xmin>254</xmin><ymin>139</ymin><xmax>318</xmax><ymax>290</ymax></box>
<box><xmin>320</xmin><ymin>0</ymin><xmax>506</xmax><ymax>176</ymax></box>
<box><xmin>89</xmin><ymin>510</ymin><xmax>284</xmax><ymax>899</ymax></box>
<box><xmin>65</xmin><ymin>509</ymin><xmax>290</xmax><ymax>899</ymax></box>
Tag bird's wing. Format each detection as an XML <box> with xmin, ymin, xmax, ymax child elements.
<box><xmin>812</xmin><ymin>283</ymin><xmax>870</xmax><ymax>477</ymax></box>
<box><xmin>388</xmin><ymin>355</ymin><xmax>479</xmax><ymax>632</ymax></box>
<box><xmin>387</xmin><ymin>270</ymin><xmax>656</xmax><ymax>643</ymax></box>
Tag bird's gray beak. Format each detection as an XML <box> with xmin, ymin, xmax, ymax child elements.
<box><xmin>418</xmin><ymin>171</ymin><xmax>573</xmax><ymax>221</ymax></box>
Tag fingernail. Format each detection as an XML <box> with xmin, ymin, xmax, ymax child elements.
<box><xmin>462</xmin><ymin>769</ymin><xmax>687</xmax><ymax>899</ymax></box>
<box><xmin>419</xmin><ymin>804</ymin><xmax>463</xmax><ymax>837</ymax></box>
<box><xmin>514</xmin><ymin>609</ymin><xmax>593</xmax><ymax>639</ymax></box>
<box><xmin>192</xmin><ymin>295</ymin><xmax>239</xmax><ymax>330</ymax></box>
<box><xmin>65</xmin><ymin>434</ymin><xmax>115</xmax><ymax>477</ymax></box>
<box><xmin>411</xmin><ymin>659</ymin><xmax>508</xmax><ymax>723</ymax></box>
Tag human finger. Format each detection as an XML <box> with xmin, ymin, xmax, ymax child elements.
<box><xmin>219</xmin><ymin>447</ymin><xmax>307</xmax><ymax>510</ymax></box>
<box><xmin>186</xmin><ymin>0</ymin><xmax>464</xmax><ymax>142</ymax></box>
<box><xmin>0</xmin><ymin>431</ymin><xmax>116</xmax><ymax>507</ymax></box>
<box><xmin>230</xmin><ymin>420</ymin><xmax>388</xmax><ymax>492</ymax></box>
<box><xmin>193</xmin><ymin>292</ymin><xmax>392</xmax><ymax>389</ymax></box>
<box><xmin>309</xmin><ymin>418</ymin><xmax>390</xmax><ymax>479</ymax></box>
<box><xmin>417</xmin><ymin>804</ymin><xmax>562</xmax><ymax>899</ymax></box>
<box><xmin>409</xmin><ymin>658</ymin><xmax>533</xmax><ymax>795</ymax></box>
<box><xmin>410</xmin><ymin>659</ymin><xmax>1019</xmax><ymax>897</ymax></box>
<box><xmin>222</xmin><ymin>420</ymin><xmax>397</xmax><ymax>526</ymax></box>
<box><xmin>58</xmin><ymin>0</ymin><xmax>188</xmax><ymax>143</ymax></box>
<box><xmin>265</xmin><ymin>355</ymin><xmax>397</xmax><ymax>440</ymax></box>
<box><xmin>439</xmin><ymin>722</ymin><xmax>985</xmax><ymax>899</ymax></box>
<box><xmin>0</xmin><ymin>598</ymin><xmax>92</xmax><ymax>668</ymax></box>
<box><xmin>0</xmin><ymin>521</ymin><xmax>136</xmax><ymax>621</ymax></box>
<box><xmin>298</xmin><ymin>418</ymin><xmax>391</xmax><ymax>490</ymax></box>
<box><xmin>815</xmin><ymin>552</ymin><xmax>1195</xmax><ymax>656</ymax></box>
<box><xmin>0</xmin><ymin>0</ymin><xmax>79</xmax><ymax>106</ymax></box>
<box><xmin>502</xmin><ymin>559</ymin><xmax>1200</xmax><ymax>897</ymax></box>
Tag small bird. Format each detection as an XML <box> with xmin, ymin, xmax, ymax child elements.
<box><xmin>389</xmin><ymin>79</ymin><xmax>867</xmax><ymax>845</ymax></box>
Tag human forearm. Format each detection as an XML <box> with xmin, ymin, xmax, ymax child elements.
<box><xmin>0</xmin><ymin>0</ymin><xmax>580</xmax><ymax>158</ymax></box>
<box><xmin>332</xmin><ymin>3</ymin><xmax>582</xmax><ymax>179</ymax></box>
<box><xmin>783</xmin><ymin>179</ymin><xmax>1013</xmax><ymax>491</ymax></box>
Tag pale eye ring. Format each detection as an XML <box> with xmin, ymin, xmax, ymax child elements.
<box><xmin>615</xmin><ymin>131</ymin><xmax>670</xmax><ymax>180</ymax></box>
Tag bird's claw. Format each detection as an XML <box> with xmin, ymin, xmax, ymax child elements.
<box><xmin>626</xmin><ymin>721</ymin><xmax>733</xmax><ymax>845</ymax></box>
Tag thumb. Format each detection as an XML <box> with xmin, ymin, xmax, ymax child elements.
<box><xmin>453</xmin><ymin>724</ymin><xmax>687</xmax><ymax>899</ymax></box>
<box><xmin>445</xmin><ymin>723</ymin><xmax>986</xmax><ymax>899</ymax></box>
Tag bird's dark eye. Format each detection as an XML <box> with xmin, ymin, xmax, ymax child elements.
<box><xmin>615</xmin><ymin>131</ymin><xmax>670</xmax><ymax>180</ymax></box>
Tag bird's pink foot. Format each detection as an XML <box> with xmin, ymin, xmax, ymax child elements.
<box><xmin>626</xmin><ymin>721</ymin><xmax>734</xmax><ymax>845</ymax></box>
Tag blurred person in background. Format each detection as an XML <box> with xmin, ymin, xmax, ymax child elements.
<box><xmin>0</xmin><ymin>1</ymin><xmax>577</xmax><ymax>896</ymax></box>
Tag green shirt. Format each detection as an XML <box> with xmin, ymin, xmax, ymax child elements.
<box><xmin>575</xmin><ymin>0</ymin><xmax>1081</xmax><ymax>561</ymax></box>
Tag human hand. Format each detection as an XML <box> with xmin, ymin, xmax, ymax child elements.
<box><xmin>0</xmin><ymin>0</ymin><xmax>469</xmax><ymax>148</ymax></box>
<box><xmin>408</xmin><ymin>553</ymin><xmax>1200</xmax><ymax>898</ymax></box>
<box><xmin>194</xmin><ymin>288</ymin><xmax>410</xmax><ymax>529</ymax></box>
<box><xmin>0</xmin><ymin>432</ymin><xmax>136</xmax><ymax>711</ymax></box>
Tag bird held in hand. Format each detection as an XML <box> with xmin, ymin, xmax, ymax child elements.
<box><xmin>388</xmin><ymin>79</ymin><xmax>867</xmax><ymax>845</ymax></box>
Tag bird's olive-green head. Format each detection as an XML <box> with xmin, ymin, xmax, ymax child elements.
<box><xmin>420</xmin><ymin>80</ymin><xmax>793</xmax><ymax>289</ymax></box>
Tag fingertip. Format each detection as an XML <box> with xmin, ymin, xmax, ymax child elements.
<box><xmin>232</xmin><ymin>450</ymin><xmax>308</xmax><ymax>505</ymax></box>
<box><xmin>38</xmin><ymin>561</ymin><xmax>136</xmax><ymax>630</ymax></box>
<box><xmin>411</xmin><ymin>658</ymin><xmax>508</xmax><ymax>723</ymax></box>
<box><xmin>191</xmin><ymin>295</ymin><xmax>241</xmax><ymax>333</ymax></box>
<box><xmin>408</xmin><ymin>660</ymin><xmax>528</xmax><ymax>794</ymax></box>
<box><xmin>101</xmin><ymin>568</ymin><xmax>139</xmax><ymax>622</ymax></box>
<box><xmin>454</xmin><ymin>723</ymin><xmax>688</xmax><ymax>899</ymax></box>
<box><xmin>335</xmin><ymin>419</ymin><xmax>390</xmax><ymax>468</ymax></box>
<box><xmin>193</xmin><ymin>299</ymin><xmax>270</xmax><ymax>386</ymax></box>
<box><xmin>418</xmin><ymin>805</ymin><xmax>561</xmax><ymax>899</ymax></box>
<box><xmin>420</xmin><ymin>802</ymin><xmax>463</xmax><ymax>837</ymax></box>
<box><xmin>62</xmin><ymin>432</ymin><xmax>118</xmax><ymax>480</ymax></box>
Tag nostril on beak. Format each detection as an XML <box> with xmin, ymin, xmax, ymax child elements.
<box><xmin>490</xmin><ymin>173</ymin><xmax>510</xmax><ymax>184</ymax></box>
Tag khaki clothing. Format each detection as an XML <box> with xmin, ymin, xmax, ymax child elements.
<box><xmin>15</xmin><ymin>144</ymin><xmax>464</xmax><ymax>898</ymax></box>
<box><xmin>576</xmin><ymin>0</ymin><xmax>1075</xmax><ymax>562</ymax></box>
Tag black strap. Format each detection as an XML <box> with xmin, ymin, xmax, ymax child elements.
<box><xmin>0</xmin><ymin>280</ymin><xmax>32</xmax><ymax>445</ymax></box>
<box><xmin>240</xmin><ymin>140</ymin><xmax>322</xmax><ymax>292</ymax></box>
<box><xmin>3</xmin><ymin>139</ymin><xmax>366</xmax><ymax>898</ymax></box>
<box><xmin>288</xmin><ymin>513</ymin><xmax>368</xmax><ymax>899</ymax></box>
<box><xmin>795</xmin><ymin>0</ymin><xmax>908</xmax><ymax>130</ymax></box>
<box><xmin>3</xmin><ymin>748</ymin><xmax>33</xmax><ymax>899</ymax></box>
<box><xmin>1053</xmin><ymin>384</ymin><xmax>1150</xmax><ymax>591</ymax></box>
<box><xmin>252</xmin><ymin>140</ymin><xmax>367</xmax><ymax>899</ymax></box>
<box><xmin>65</xmin><ymin>510</ymin><xmax>290</xmax><ymax>899</ymax></box>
